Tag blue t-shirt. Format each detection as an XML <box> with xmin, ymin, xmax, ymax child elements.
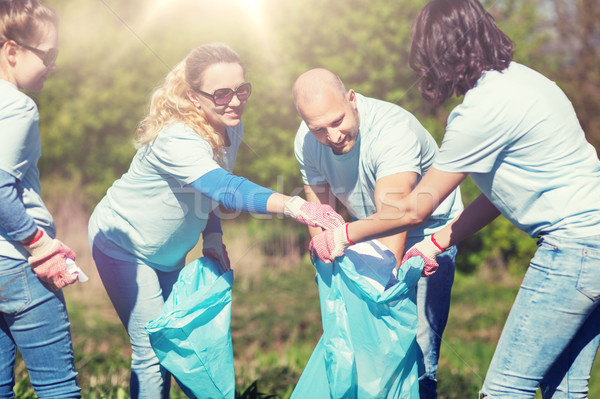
<box><xmin>295</xmin><ymin>93</ymin><xmax>464</xmax><ymax>242</ymax></box>
<box><xmin>0</xmin><ymin>79</ymin><xmax>56</xmax><ymax>260</ymax></box>
<box><xmin>434</xmin><ymin>62</ymin><xmax>600</xmax><ymax>238</ymax></box>
<box><xmin>89</xmin><ymin>122</ymin><xmax>243</xmax><ymax>271</ymax></box>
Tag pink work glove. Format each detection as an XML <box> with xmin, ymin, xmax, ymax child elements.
<box><xmin>202</xmin><ymin>232</ymin><xmax>231</xmax><ymax>273</ymax></box>
<box><xmin>400</xmin><ymin>234</ymin><xmax>445</xmax><ymax>276</ymax></box>
<box><xmin>283</xmin><ymin>196</ymin><xmax>345</xmax><ymax>230</ymax></box>
<box><xmin>308</xmin><ymin>223</ymin><xmax>353</xmax><ymax>263</ymax></box>
<box><xmin>24</xmin><ymin>230</ymin><xmax>78</xmax><ymax>291</ymax></box>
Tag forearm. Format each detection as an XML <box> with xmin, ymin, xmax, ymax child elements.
<box><xmin>0</xmin><ymin>170</ymin><xmax>38</xmax><ymax>242</ymax></box>
<box><xmin>191</xmin><ymin>168</ymin><xmax>276</xmax><ymax>214</ymax></box>
<box><xmin>346</xmin><ymin>168</ymin><xmax>468</xmax><ymax>245</ymax></box>
<box><xmin>432</xmin><ymin>193</ymin><xmax>501</xmax><ymax>249</ymax></box>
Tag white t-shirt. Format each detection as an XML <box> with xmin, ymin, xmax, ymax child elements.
<box><xmin>89</xmin><ymin>122</ymin><xmax>243</xmax><ymax>271</ymax></box>
<box><xmin>434</xmin><ymin>62</ymin><xmax>600</xmax><ymax>237</ymax></box>
<box><xmin>295</xmin><ymin>93</ymin><xmax>463</xmax><ymax>241</ymax></box>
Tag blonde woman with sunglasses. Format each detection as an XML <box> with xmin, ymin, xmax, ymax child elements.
<box><xmin>0</xmin><ymin>0</ymin><xmax>82</xmax><ymax>397</ymax></box>
<box><xmin>88</xmin><ymin>42</ymin><xmax>343</xmax><ymax>398</ymax></box>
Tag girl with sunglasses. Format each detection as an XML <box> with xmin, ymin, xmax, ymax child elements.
<box><xmin>310</xmin><ymin>0</ymin><xmax>600</xmax><ymax>397</ymax></box>
<box><xmin>88</xmin><ymin>42</ymin><xmax>343</xmax><ymax>398</ymax></box>
<box><xmin>0</xmin><ymin>0</ymin><xmax>81</xmax><ymax>397</ymax></box>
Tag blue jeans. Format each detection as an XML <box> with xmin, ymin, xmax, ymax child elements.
<box><xmin>481</xmin><ymin>234</ymin><xmax>600</xmax><ymax>398</ymax></box>
<box><xmin>0</xmin><ymin>256</ymin><xmax>80</xmax><ymax>399</ymax></box>
<box><xmin>92</xmin><ymin>244</ymin><xmax>180</xmax><ymax>399</ymax></box>
<box><xmin>416</xmin><ymin>245</ymin><xmax>457</xmax><ymax>399</ymax></box>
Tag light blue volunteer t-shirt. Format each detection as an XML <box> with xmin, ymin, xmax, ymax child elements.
<box><xmin>0</xmin><ymin>79</ymin><xmax>56</xmax><ymax>260</ymax></box>
<box><xmin>295</xmin><ymin>93</ymin><xmax>464</xmax><ymax>241</ymax></box>
<box><xmin>89</xmin><ymin>122</ymin><xmax>243</xmax><ymax>271</ymax></box>
<box><xmin>434</xmin><ymin>62</ymin><xmax>600</xmax><ymax>238</ymax></box>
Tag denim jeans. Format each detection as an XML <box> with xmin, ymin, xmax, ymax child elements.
<box><xmin>416</xmin><ymin>245</ymin><xmax>457</xmax><ymax>399</ymax></box>
<box><xmin>481</xmin><ymin>234</ymin><xmax>600</xmax><ymax>398</ymax></box>
<box><xmin>92</xmin><ymin>244</ymin><xmax>180</xmax><ymax>399</ymax></box>
<box><xmin>0</xmin><ymin>256</ymin><xmax>80</xmax><ymax>399</ymax></box>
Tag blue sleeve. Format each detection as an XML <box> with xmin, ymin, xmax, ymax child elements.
<box><xmin>189</xmin><ymin>168</ymin><xmax>275</xmax><ymax>214</ymax></box>
<box><xmin>0</xmin><ymin>169</ymin><xmax>38</xmax><ymax>241</ymax></box>
<box><xmin>202</xmin><ymin>209</ymin><xmax>223</xmax><ymax>237</ymax></box>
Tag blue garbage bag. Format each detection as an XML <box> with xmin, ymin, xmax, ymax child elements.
<box><xmin>145</xmin><ymin>257</ymin><xmax>234</xmax><ymax>399</ymax></box>
<box><xmin>292</xmin><ymin>240</ymin><xmax>424</xmax><ymax>399</ymax></box>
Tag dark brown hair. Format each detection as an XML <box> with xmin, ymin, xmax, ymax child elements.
<box><xmin>409</xmin><ymin>0</ymin><xmax>514</xmax><ymax>106</ymax></box>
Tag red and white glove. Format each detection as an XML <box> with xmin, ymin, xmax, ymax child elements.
<box><xmin>308</xmin><ymin>223</ymin><xmax>353</xmax><ymax>263</ymax></box>
<box><xmin>401</xmin><ymin>234</ymin><xmax>445</xmax><ymax>276</ymax></box>
<box><xmin>202</xmin><ymin>232</ymin><xmax>231</xmax><ymax>273</ymax></box>
<box><xmin>283</xmin><ymin>196</ymin><xmax>345</xmax><ymax>230</ymax></box>
<box><xmin>24</xmin><ymin>230</ymin><xmax>78</xmax><ymax>291</ymax></box>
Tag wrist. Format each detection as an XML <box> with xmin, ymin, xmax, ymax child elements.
<box><xmin>430</xmin><ymin>233</ymin><xmax>445</xmax><ymax>252</ymax></box>
<box><xmin>22</xmin><ymin>229</ymin><xmax>43</xmax><ymax>246</ymax></box>
<box><xmin>23</xmin><ymin>230</ymin><xmax>55</xmax><ymax>259</ymax></box>
<box><xmin>333</xmin><ymin>223</ymin><xmax>352</xmax><ymax>252</ymax></box>
<box><xmin>283</xmin><ymin>196</ymin><xmax>305</xmax><ymax>218</ymax></box>
<box><xmin>344</xmin><ymin>223</ymin><xmax>355</xmax><ymax>245</ymax></box>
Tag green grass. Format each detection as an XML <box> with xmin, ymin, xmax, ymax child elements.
<box><xmin>12</xmin><ymin>253</ymin><xmax>600</xmax><ymax>398</ymax></box>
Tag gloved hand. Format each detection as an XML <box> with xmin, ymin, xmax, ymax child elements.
<box><xmin>401</xmin><ymin>234</ymin><xmax>445</xmax><ymax>277</ymax></box>
<box><xmin>308</xmin><ymin>223</ymin><xmax>352</xmax><ymax>263</ymax></box>
<box><xmin>202</xmin><ymin>232</ymin><xmax>231</xmax><ymax>273</ymax></box>
<box><xmin>24</xmin><ymin>230</ymin><xmax>78</xmax><ymax>291</ymax></box>
<box><xmin>283</xmin><ymin>196</ymin><xmax>345</xmax><ymax>230</ymax></box>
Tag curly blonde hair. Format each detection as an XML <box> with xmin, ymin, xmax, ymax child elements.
<box><xmin>136</xmin><ymin>43</ymin><xmax>244</xmax><ymax>162</ymax></box>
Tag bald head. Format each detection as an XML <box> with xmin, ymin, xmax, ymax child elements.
<box><xmin>293</xmin><ymin>68</ymin><xmax>348</xmax><ymax>117</ymax></box>
<box><xmin>292</xmin><ymin>68</ymin><xmax>360</xmax><ymax>155</ymax></box>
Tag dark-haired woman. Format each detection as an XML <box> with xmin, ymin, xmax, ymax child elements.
<box><xmin>308</xmin><ymin>0</ymin><xmax>600</xmax><ymax>397</ymax></box>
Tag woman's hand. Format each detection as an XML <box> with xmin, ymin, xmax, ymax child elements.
<box><xmin>283</xmin><ymin>196</ymin><xmax>345</xmax><ymax>230</ymax></box>
<box><xmin>400</xmin><ymin>234</ymin><xmax>444</xmax><ymax>276</ymax></box>
<box><xmin>24</xmin><ymin>230</ymin><xmax>78</xmax><ymax>290</ymax></box>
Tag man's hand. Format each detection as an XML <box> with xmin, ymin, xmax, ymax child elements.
<box><xmin>308</xmin><ymin>223</ymin><xmax>352</xmax><ymax>263</ymax></box>
<box><xmin>284</xmin><ymin>196</ymin><xmax>345</xmax><ymax>230</ymax></box>
<box><xmin>24</xmin><ymin>230</ymin><xmax>78</xmax><ymax>290</ymax></box>
<box><xmin>401</xmin><ymin>234</ymin><xmax>444</xmax><ymax>276</ymax></box>
<box><xmin>202</xmin><ymin>232</ymin><xmax>231</xmax><ymax>273</ymax></box>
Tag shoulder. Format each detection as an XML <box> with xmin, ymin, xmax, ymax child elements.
<box><xmin>357</xmin><ymin>93</ymin><xmax>420</xmax><ymax>132</ymax></box>
<box><xmin>451</xmin><ymin>62</ymin><xmax>553</xmax><ymax>132</ymax></box>
<box><xmin>155</xmin><ymin>122</ymin><xmax>210</xmax><ymax>145</ymax></box>
<box><xmin>148</xmin><ymin>123</ymin><xmax>214</xmax><ymax>159</ymax></box>
<box><xmin>357</xmin><ymin>94</ymin><xmax>431</xmax><ymax>150</ymax></box>
<box><xmin>0</xmin><ymin>80</ymin><xmax>38</xmax><ymax>121</ymax></box>
<box><xmin>294</xmin><ymin>121</ymin><xmax>316</xmax><ymax>148</ymax></box>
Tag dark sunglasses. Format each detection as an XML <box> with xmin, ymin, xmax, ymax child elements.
<box><xmin>13</xmin><ymin>40</ymin><xmax>59</xmax><ymax>67</ymax></box>
<box><xmin>196</xmin><ymin>82</ymin><xmax>252</xmax><ymax>106</ymax></box>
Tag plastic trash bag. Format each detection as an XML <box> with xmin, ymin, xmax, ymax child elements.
<box><xmin>292</xmin><ymin>240</ymin><xmax>424</xmax><ymax>399</ymax></box>
<box><xmin>146</xmin><ymin>257</ymin><xmax>234</xmax><ymax>399</ymax></box>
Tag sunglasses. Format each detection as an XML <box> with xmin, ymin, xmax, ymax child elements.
<box><xmin>196</xmin><ymin>82</ymin><xmax>252</xmax><ymax>106</ymax></box>
<box><xmin>13</xmin><ymin>40</ymin><xmax>59</xmax><ymax>67</ymax></box>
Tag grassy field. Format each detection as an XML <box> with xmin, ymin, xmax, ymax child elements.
<box><xmin>11</xmin><ymin>204</ymin><xmax>600</xmax><ymax>398</ymax></box>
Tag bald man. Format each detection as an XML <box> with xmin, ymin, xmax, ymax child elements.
<box><xmin>293</xmin><ymin>68</ymin><xmax>464</xmax><ymax>399</ymax></box>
